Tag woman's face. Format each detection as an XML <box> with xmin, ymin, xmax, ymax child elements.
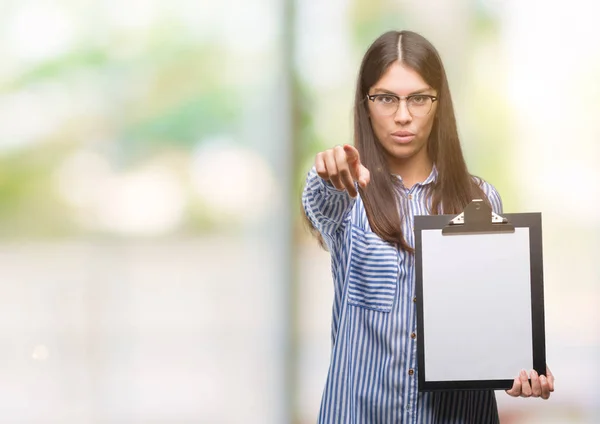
<box><xmin>367</xmin><ymin>61</ymin><xmax>438</xmax><ymax>174</ymax></box>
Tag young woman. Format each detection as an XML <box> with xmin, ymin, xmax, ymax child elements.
<box><xmin>302</xmin><ymin>30</ymin><xmax>554</xmax><ymax>423</ymax></box>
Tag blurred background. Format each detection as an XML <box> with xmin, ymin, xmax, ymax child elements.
<box><xmin>0</xmin><ymin>0</ymin><xmax>598</xmax><ymax>422</ymax></box>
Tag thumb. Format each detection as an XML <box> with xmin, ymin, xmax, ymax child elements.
<box><xmin>357</xmin><ymin>164</ymin><xmax>370</xmax><ymax>188</ymax></box>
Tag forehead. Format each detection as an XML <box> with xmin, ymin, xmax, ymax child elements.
<box><xmin>371</xmin><ymin>61</ymin><xmax>432</xmax><ymax>95</ymax></box>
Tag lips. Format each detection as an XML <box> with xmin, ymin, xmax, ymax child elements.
<box><xmin>391</xmin><ymin>130</ymin><xmax>415</xmax><ymax>144</ymax></box>
<box><xmin>392</xmin><ymin>131</ymin><xmax>415</xmax><ymax>137</ymax></box>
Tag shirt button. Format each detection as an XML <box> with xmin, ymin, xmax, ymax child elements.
<box><xmin>406</xmin><ymin>404</ymin><xmax>411</xmax><ymax>411</ymax></box>
<box><xmin>408</xmin><ymin>194</ymin><xmax>413</xmax><ymax>200</ymax></box>
<box><xmin>410</xmin><ymin>332</ymin><xmax>416</xmax><ymax>339</ymax></box>
<box><xmin>408</xmin><ymin>369</ymin><xmax>414</xmax><ymax>376</ymax></box>
<box><xmin>413</xmin><ymin>297</ymin><xmax>417</xmax><ymax>303</ymax></box>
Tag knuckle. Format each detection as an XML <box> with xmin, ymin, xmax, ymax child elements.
<box><xmin>336</xmin><ymin>153</ymin><xmax>349</xmax><ymax>164</ymax></box>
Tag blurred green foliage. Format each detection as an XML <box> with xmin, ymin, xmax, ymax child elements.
<box><xmin>0</xmin><ymin>0</ymin><xmax>516</xmax><ymax>238</ymax></box>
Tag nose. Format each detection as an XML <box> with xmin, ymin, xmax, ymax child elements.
<box><xmin>394</xmin><ymin>100</ymin><xmax>412</xmax><ymax>124</ymax></box>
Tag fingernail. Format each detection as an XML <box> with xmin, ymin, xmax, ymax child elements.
<box><xmin>531</xmin><ymin>369</ymin><xmax>538</xmax><ymax>377</ymax></box>
<box><xmin>540</xmin><ymin>375</ymin><xmax>546</xmax><ymax>382</ymax></box>
<box><xmin>520</xmin><ymin>369</ymin><xmax>527</xmax><ymax>378</ymax></box>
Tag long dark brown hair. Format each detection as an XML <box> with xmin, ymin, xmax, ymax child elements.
<box><xmin>307</xmin><ymin>30</ymin><xmax>489</xmax><ymax>252</ymax></box>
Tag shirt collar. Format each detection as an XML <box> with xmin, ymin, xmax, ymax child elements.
<box><xmin>393</xmin><ymin>164</ymin><xmax>438</xmax><ymax>187</ymax></box>
<box><xmin>421</xmin><ymin>165</ymin><xmax>438</xmax><ymax>186</ymax></box>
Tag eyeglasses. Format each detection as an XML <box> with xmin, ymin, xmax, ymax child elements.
<box><xmin>366</xmin><ymin>93</ymin><xmax>438</xmax><ymax>117</ymax></box>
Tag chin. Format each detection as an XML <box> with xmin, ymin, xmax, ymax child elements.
<box><xmin>387</xmin><ymin>145</ymin><xmax>418</xmax><ymax>159</ymax></box>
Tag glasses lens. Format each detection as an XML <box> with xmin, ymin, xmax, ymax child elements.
<box><xmin>373</xmin><ymin>96</ymin><xmax>398</xmax><ymax>115</ymax></box>
<box><xmin>407</xmin><ymin>96</ymin><xmax>433</xmax><ymax>117</ymax></box>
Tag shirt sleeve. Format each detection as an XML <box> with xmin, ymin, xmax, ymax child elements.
<box><xmin>302</xmin><ymin>166</ymin><xmax>356</xmax><ymax>248</ymax></box>
<box><xmin>479</xmin><ymin>180</ymin><xmax>504</xmax><ymax>214</ymax></box>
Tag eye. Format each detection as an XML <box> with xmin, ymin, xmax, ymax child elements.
<box><xmin>410</xmin><ymin>95</ymin><xmax>428</xmax><ymax>105</ymax></box>
<box><xmin>376</xmin><ymin>95</ymin><xmax>396</xmax><ymax>104</ymax></box>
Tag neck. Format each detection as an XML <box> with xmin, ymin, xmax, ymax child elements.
<box><xmin>388</xmin><ymin>149</ymin><xmax>433</xmax><ymax>188</ymax></box>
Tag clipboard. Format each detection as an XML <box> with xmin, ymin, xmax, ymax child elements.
<box><xmin>414</xmin><ymin>199</ymin><xmax>546</xmax><ymax>391</ymax></box>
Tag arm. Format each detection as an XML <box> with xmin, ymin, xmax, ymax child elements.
<box><xmin>302</xmin><ymin>166</ymin><xmax>356</xmax><ymax>248</ymax></box>
<box><xmin>302</xmin><ymin>145</ymin><xmax>370</xmax><ymax>250</ymax></box>
<box><xmin>478</xmin><ymin>179</ymin><xmax>504</xmax><ymax>215</ymax></box>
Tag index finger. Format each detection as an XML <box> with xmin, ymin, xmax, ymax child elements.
<box><xmin>505</xmin><ymin>377</ymin><xmax>522</xmax><ymax>397</ymax></box>
<box><xmin>343</xmin><ymin>144</ymin><xmax>360</xmax><ymax>166</ymax></box>
<box><xmin>343</xmin><ymin>144</ymin><xmax>365</xmax><ymax>184</ymax></box>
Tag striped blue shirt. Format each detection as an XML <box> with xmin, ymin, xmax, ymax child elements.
<box><xmin>302</xmin><ymin>165</ymin><xmax>504</xmax><ymax>424</ymax></box>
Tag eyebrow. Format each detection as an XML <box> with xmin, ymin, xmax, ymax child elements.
<box><xmin>371</xmin><ymin>87</ymin><xmax>433</xmax><ymax>96</ymax></box>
